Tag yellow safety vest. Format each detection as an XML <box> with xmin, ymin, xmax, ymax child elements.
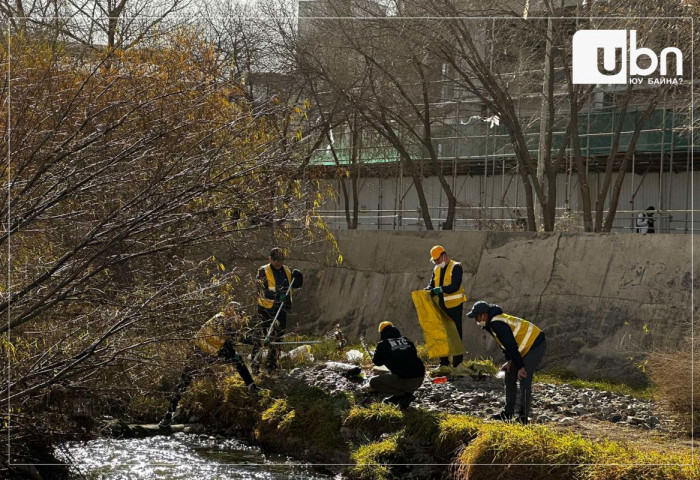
<box><xmin>489</xmin><ymin>314</ymin><xmax>541</xmax><ymax>357</ymax></box>
<box><xmin>257</xmin><ymin>264</ymin><xmax>292</xmax><ymax>309</ymax></box>
<box><xmin>194</xmin><ymin>313</ymin><xmax>229</xmax><ymax>355</ymax></box>
<box><xmin>434</xmin><ymin>260</ymin><xmax>467</xmax><ymax>309</ymax></box>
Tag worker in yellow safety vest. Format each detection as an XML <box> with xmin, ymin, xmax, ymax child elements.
<box><xmin>426</xmin><ymin>245</ymin><xmax>468</xmax><ymax>368</ymax></box>
<box><xmin>159</xmin><ymin>302</ymin><xmax>258</xmax><ymax>428</ymax></box>
<box><xmin>250</xmin><ymin>247</ymin><xmax>303</xmax><ymax>373</ymax></box>
<box><xmin>468</xmin><ymin>301</ymin><xmax>546</xmax><ymax>424</ymax></box>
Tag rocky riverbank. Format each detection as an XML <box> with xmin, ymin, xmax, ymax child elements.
<box><xmin>93</xmin><ymin>359</ymin><xmax>695</xmax><ymax>480</ymax></box>
<box><xmin>286</xmin><ymin>363</ymin><xmax>674</xmax><ymax>432</ymax></box>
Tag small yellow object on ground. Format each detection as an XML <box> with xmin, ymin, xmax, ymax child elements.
<box><xmin>411</xmin><ymin>290</ymin><xmax>466</xmax><ymax>359</ymax></box>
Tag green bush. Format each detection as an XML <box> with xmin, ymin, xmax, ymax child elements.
<box><xmin>402</xmin><ymin>408</ymin><xmax>442</xmax><ymax>442</ymax></box>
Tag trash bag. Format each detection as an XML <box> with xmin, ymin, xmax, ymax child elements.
<box><xmin>288</xmin><ymin>344</ymin><xmax>314</xmax><ymax>362</ymax></box>
<box><xmin>411</xmin><ymin>290</ymin><xmax>466</xmax><ymax>359</ymax></box>
<box><xmin>345</xmin><ymin>349</ymin><xmax>364</xmax><ymax>364</ymax></box>
<box><xmin>325</xmin><ymin>361</ymin><xmax>362</xmax><ymax>377</ymax></box>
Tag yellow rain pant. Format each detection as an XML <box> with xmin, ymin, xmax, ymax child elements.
<box><xmin>412</xmin><ymin>290</ymin><xmax>466</xmax><ymax>359</ymax></box>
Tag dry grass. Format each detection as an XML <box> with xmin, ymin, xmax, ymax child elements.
<box><xmin>348</xmin><ymin>434</ymin><xmax>400</xmax><ymax>480</ymax></box>
<box><xmin>254</xmin><ymin>383</ymin><xmax>347</xmax><ymax>461</ymax></box>
<box><xmin>536</xmin><ymin>366</ymin><xmax>654</xmax><ymax>399</ymax></box>
<box><xmin>646</xmin><ymin>339</ymin><xmax>700</xmax><ymax>435</ymax></box>
<box><xmin>455</xmin><ymin>422</ymin><xmax>699</xmax><ymax>480</ymax></box>
<box><xmin>344</xmin><ymin>403</ymin><xmax>404</xmax><ymax>437</ymax></box>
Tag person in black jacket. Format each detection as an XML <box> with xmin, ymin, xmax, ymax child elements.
<box><xmin>468</xmin><ymin>301</ymin><xmax>546</xmax><ymax>424</ymax></box>
<box><xmin>370</xmin><ymin>321</ymin><xmax>425</xmax><ymax>410</ymax></box>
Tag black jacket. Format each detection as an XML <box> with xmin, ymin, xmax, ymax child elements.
<box><xmin>372</xmin><ymin>326</ymin><xmax>425</xmax><ymax>379</ymax></box>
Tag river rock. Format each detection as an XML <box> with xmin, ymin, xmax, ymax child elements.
<box><xmin>609</xmin><ymin>413</ymin><xmax>623</xmax><ymax>423</ymax></box>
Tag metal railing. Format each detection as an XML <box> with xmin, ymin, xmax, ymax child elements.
<box><xmin>318</xmin><ymin>207</ymin><xmax>698</xmax><ymax>233</ymax></box>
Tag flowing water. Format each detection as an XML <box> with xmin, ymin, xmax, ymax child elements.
<box><xmin>57</xmin><ymin>433</ymin><xmax>339</xmax><ymax>479</ymax></box>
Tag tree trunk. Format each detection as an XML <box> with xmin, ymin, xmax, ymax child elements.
<box><xmin>594</xmin><ymin>88</ymin><xmax>631</xmax><ymax>231</ymax></box>
<box><xmin>569</xmin><ymin>91</ymin><xmax>593</xmax><ymax>232</ymax></box>
<box><xmin>363</xmin><ymin>114</ymin><xmax>434</xmax><ymax>230</ymax></box>
<box><xmin>350</xmin><ymin>124</ymin><xmax>360</xmax><ymax>229</ymax></box>
<box><xmin>537</xmin><ymin>15</ymin><xmax>555</xmax><ymax>231</ymax></box>
<box><xmin>325</xmin><ymin>131</ymin><xmax>352</xmax><ymax>229</ymax></box>
<box><xmin>415</xmin><ymin>56</ymin><xmax>456</xmax><ymax>229</ymax></box>
<box><xmin>603</xmin><ymin>97</ymin><xmax>661</xmax><ymax>231</ymax></box>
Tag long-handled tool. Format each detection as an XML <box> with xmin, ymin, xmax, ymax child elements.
<box><xmin>252</xmin><ymin>277</ymin><xmax>295</xmax><ymax>366</ymax></box>
<box><xmin>270</xmin><ymin>340</ymin><xmax>323</xmax><ymax>345</ymax></box>
<box><xmin>359</xmin><ymin>328</ymin><xmax>373</xmax><ymax>360</ymax></box>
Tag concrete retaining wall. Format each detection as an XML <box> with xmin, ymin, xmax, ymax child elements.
<box><xmin>287</xmin><ymin>231</ymin><xmax>697</xmax><ymax>384</ymax></box>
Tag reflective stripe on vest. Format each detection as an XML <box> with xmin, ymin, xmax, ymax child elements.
<box><xmin>434</xmin><ymin>260</ymin><xmax>467</xmax><ymax>308</ymax></box>
<box><xmin>489</xmin><ymin>314</ymin><xmax>541</xmax><ymax>357</ymax></box>
<box><xmin>194</xmin><ymin>313</ymin><xmax>227</xmax><ymax>355</ymax></box>
<box><xmin>257</xmin><ymin>264</ymin><xmax>292</xmax><ymax>309</ymax></box>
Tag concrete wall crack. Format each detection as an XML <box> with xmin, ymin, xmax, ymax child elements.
<box><xmin>535</xmin><ymin>233</ymin><xmax>562</xmax><ymax>320</ymax></box>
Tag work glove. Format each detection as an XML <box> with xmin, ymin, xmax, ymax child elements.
<box><xmin>277</xmin><ymin>293</ymin><xmax>289</xmax><ymax>302</ymax></box>
<box><xmin>291</xmin><ymin>269</ymin><xmax>303</xmax><ymax>288</ymax></box>
<box><xmin>431</xmin><ymin>287</ymin><xmax>442</xmax><ymax>296</ymax></box>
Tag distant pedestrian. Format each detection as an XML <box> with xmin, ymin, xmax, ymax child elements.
<box><xmin>468</xmin><ymin>301</ymin><xmax>546</xmax><ymax>424</ymax></box>
<box><xmin>370</xmin><ymin>321</ymin><xmax>425</xmax><ymax>410</ymax></box>
<box><xmin>636</xmin><ymin>206</ymin><xmax>656</xmax><ymax>234</ymax></box>
<box><xmin>426</xmin><ymin>245</ymin><xmax>467</xmax><ymax>368</ymax></box>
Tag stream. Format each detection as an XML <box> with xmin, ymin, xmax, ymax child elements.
<box><xmin>57</xmin><ymin>433</ymin><xmax>339</xmax><ymax>479</ymax></box>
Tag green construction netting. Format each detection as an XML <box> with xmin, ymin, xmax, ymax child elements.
<box><xmin>310</xmin><ymin>108</ymin><xmax>697</xmax><ymax>166</ymax></box>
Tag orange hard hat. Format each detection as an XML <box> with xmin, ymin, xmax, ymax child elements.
<box><xmin>378</xmin><ymin>321</ymin><xmax>393</xmax><ymax>333</ymax></box>
<box><xmin>430</xmin><ymin>245</ymin><xmax>446</xmax><ymax>262</ymax></box>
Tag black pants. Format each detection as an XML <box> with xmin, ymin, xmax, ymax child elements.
<box><xmin>167</xmin><ymin>339</ymin><xmax>254</xmax><ymax>413</ymax></box>
<box><xmin>439</xmin><ymin>304</ymin><xmax>464</xmax><ymax>367</ymax></box>
<box><xmin>503</xmin><ymin>339</ymin><xmax>546</xmax><ymax>420</ymax></box>
<box><xmin>369</xmin><ymin>373</ymin><xmax>424</xmax><ymax>396</ymax></box>
<box><xmin>250</xmin><ymin>306</ymin><xmax>287</xmax><ymax>369</ymax></box>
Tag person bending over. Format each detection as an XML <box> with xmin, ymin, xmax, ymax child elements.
<box><xmin>468</xmin><ymin>301</ymin><xmax>546</xmax><ymax>424</ymax></box>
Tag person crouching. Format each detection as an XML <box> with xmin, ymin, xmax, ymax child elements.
<box><xmin>370</xmin><ymin>321</ymin><xmax>425</xmax><ymax>410</ymax></box>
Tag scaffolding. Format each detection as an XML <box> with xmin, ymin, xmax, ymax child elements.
<box><xmin>311</xmin><ymin>96</ymin><xmax>698</xmax><ymax>233</ymax></box>
<box><xmin>301</xmin><ymin>8</ymin><xmax>697</xmax><ymax>232</ymax></box>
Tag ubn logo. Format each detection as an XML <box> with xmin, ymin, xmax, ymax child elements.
<box><xmin>572</xmin><ymin>30</ymin><xmax>683</xmax><ymax>84</ymax></box>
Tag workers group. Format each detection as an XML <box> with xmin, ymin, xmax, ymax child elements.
<box><xmin>160</xmin><ymin>244</ymin><xmax>546</xmax><ymax>427</ymax></box>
